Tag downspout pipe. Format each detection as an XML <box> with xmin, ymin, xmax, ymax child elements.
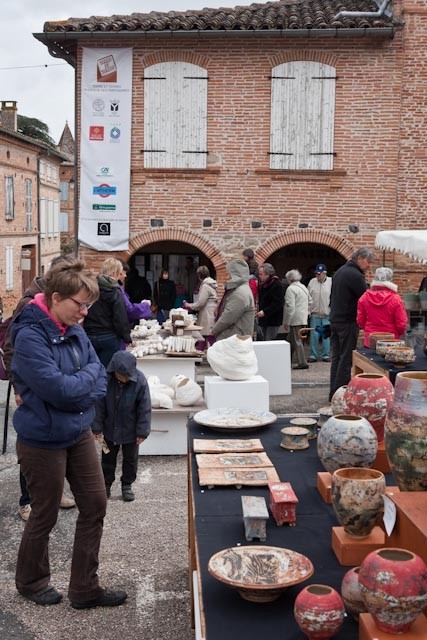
<box><xmin>73</xmin><ymin>68</ymin><xmax>79</xmax><ymax>258</ymax></box>
<box><xmin>335</xmin><ymin>0</ymin><xmax>391</xmax><ymax>20</ymax></box>
<box><xmin>36</xmin><ymin>154</ymin><xmax>42</xmax><ymax>276</ymax></box>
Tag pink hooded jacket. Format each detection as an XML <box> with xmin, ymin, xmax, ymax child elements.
<box><xmin>357</xmin><ymin>283</ymin><xmax>408</xmax><ymax>347</ymax></box>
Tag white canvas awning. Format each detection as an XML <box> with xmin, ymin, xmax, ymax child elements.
<box><xmin>375</xmin><ymin>230</ymin><xmax>427</xmax><ymax>264</ymax></box>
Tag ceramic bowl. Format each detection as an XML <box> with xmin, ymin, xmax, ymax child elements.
<box><xmin>376</xmin><ymin>339</ymin><xmax>405</xmax><ymax>357</ymax></box>
<box><xmin>384</xmin><ymin>346</ymin><xmax>415</xmax><ymax>367</ymax></box>
<box><xmin>208</xmin><ymin>546</ymin><xmax>313</xmax><ymax>602</ymax></box>
<box><xmin>318</xmin><ymin>406</ymin><xmax>333</xmax><ymax>428</ymax></box>
<box><xmin>368</xmin><ymin>333</ymin><xmax>395</xmax><ymax>350</ymax></box>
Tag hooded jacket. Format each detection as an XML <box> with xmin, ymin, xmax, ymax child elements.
<box><xmin>357</xmin><ymin>283</ymin><xmax>408</xmax><ymax>347</ymax></box>
<box><xmin>212</xmin><ymin>259</ymin><xmax>255</xmax><ymax>340</ymax></box>
<box><xmin>92</xmin><ymin>351</ymin><xmax>151</xmax><ymax>444</ymax></box>
<box><xmin>258</xmin><ymin>276</ymin><xmax>284</xmax><ymax>327</ymax></box>
<box><xmin>186</xmin><ymin>277</ymin><xmax>218</xmax><ymax>335</ymax></box>
<box><xmin>11</xmin><ymin>301</ymin><xmax>107</xmax><ymax>449</ymax></box>
<box><xmin>83</xmin><ymin>274</ymin><xmax>131</xmax><ymax>343</ymax></box>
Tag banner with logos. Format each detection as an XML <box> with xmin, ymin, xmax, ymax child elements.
<box><xmin>79</xmin><ymin>48</ymin><xmax>132</xmax><ymax>251</ymax></box>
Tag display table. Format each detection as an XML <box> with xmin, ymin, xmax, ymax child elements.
<box><xmin>252</xmin><ymin>340</ymin><xmax>291</xmax><ymax>395</ymax></box>
<box><xmin>188</xmin><ymin>418</ymin><xmax>391</xmax><ymax>640</ymax></box>
<box><xmin>351</xmin><ymin>346</ymin><xmax>426</xmax><ymax>384</ymax></box>
<box><xmin>136</xmin><ymin>354</ymin><xmax>202</xmax><ymax>385</ymax></box>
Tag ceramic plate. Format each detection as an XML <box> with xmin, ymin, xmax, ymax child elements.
<box><xmin>208</xmin><ymin>546</ymin><xmax>313</xmax><ymax>602</ymax></box>
<box><xmin>193</xmin><ymin>408</ymin><xmax>277</xmax><ymax>433</ymax></box>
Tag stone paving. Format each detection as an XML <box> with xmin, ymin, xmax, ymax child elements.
<box><xmin>0</xmin><ymin>357</ymin><xmax>330</xmax><ymax>640</ymax></box>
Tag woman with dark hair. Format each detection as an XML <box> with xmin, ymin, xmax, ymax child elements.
<box><xmin>183</xmin><ymin>266</ymin><xmax>218</xmax><ymax>349</ymax></box>
<box><xmin>10</xmin><ymin>259</ymin><xmax>127</xmax><ymax>609</ymax></box>
<box><xmin>154</xmin><ymin>269</ymin><xmax>176</xmax><ymax>321</ymax></box>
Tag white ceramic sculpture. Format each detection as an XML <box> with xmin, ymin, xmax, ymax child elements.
<box><xmin>206</xmin><ymin>335</ymin><xmax>258</xmax><ymax>381</ymax></box>
<box><xmin>175</xmin><ymin>378</ymin><xmax>203</xmax><ymax>406</ymax></box>
<box><xmin>169</xmin><ymin>374</ymin><xmax>187</xmax><ymax>390</ymax></box>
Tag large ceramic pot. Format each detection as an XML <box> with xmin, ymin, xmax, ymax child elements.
<box><xmin>359</xmin><ymin>548</ymin><xmax>427</xmax><ymax>634</ymax></box>
<box><xmin>344</xmin><ymin>373</ymin><xmax>394</xmax><ymax>443</ymax></box>
<box><xmin>317</xmin><ymin>415</ymin><xmax>378</xmax><ymax>473</ymax></box>
<box><xmin>385</xmin><ymin>371</ymin><xmax>427</xmax><ymax>490</ymax></box>
<box><xmin>330</xmin><ymin>386</ymin><xmax>348</xmax><ymax>415</ymax></box>
<box><xmin>341</xmin><ymin>567</ymin><xmax>367</xmax><ymax>621</ymax></box>
<box><xmin>331</xmin><ymin>467</ymin><xmax>385</xmax><ymax>538</ymax></box>
<box><xmin>294</xmin><ymin>584</ymin><xmax>345</xmax><ymax>640</ymax></box>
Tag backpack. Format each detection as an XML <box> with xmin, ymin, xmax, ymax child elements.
<box><xmin>0</xmin><ymin>317</ymin><xmax>12</xmax><ymax>380</ymax></box>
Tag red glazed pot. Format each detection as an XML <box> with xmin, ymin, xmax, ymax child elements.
<box><xmin>341</xmin><ymin>566</ymin><xmax>367</xmax><ymax>621</ymax></box>
<box><xmin>359</xmin><ymin>548</ymin><xmax>427</xmax><ymax>634</ymax></box>
<box><xmin>344</xmin><ymin>373</ymin><xmax>394</xmax><ymax>443</ymax></box>
<box><xmin>294</xmin><ymin>584</ymin><xmax>345</xmax><ymax>639</ymax></box>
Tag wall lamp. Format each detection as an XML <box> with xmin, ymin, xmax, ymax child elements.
<box><xmin>348</xmin><ymin>224</ymin><xmax>359</xmax><ymax>233</ymax></box>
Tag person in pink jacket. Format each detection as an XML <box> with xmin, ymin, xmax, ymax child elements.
<box><xmin>357</xmin><ymin>267</ymin><xmax>408</xmax><ymax>348</ymax></box>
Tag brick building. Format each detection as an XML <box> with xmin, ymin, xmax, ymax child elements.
<box><xmin>35</xmin><ymin>0</ymin><xmax>427</xmax><ymax>294</ymax></box>
<box><xmin>0</xmin><ymin>102</ymin><xmax>68</xmax><ymax>309</ymax></box>
<box><xmin>58</xmin><ymin>122</ymin><xmax>76</xmax><ymax>254</ymax></box>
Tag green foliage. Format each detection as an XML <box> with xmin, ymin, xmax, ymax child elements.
<box><xmin>17</xmin><ymin>115</ymin><xmax>56</xmax><ymax>147</ymax></box>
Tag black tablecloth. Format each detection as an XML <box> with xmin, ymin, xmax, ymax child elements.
<box><xmin>189</xmin><ymin>418</ymin><xmax>388</xmax><ymax>640</ymax></box>
<box><xmin>356</xmin><ymin>345</ymin><xmax>427</xmax><ymax>384</ymax></box>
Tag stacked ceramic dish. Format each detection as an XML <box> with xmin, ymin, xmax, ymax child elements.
<box><xmin>375</xmin><ymin>339</ymin><xmax>405</xmax><ymax>357</ymax></box>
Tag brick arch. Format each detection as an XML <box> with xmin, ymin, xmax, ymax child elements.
<box><xmin>256</xmin><ymin>230</ymin><xmax>355</xmax><ymax>263</ymax></box>
<box><xmin>138</xmin><ymin>51</ymin><xmax>210</xmax><ymax>70</ymax></box>
<box><xmin>268</xmin><ymin>50</ymin><xmax>339</xmax><ymax>68</ymax></box>
<box><xmin>126</xmin><ymin>228</ymin><xmax>227</xmax><ymax>275</ymax></box>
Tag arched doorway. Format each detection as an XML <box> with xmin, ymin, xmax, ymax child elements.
<box><xmin>127</xmin><ymin>240</ymin><xmax>216</xmax><ymax>305</ymax></box>
<box><xmin>265</xmin><ymin>242</ymin><xmax>346</xmax><ymax>285</ymax></box>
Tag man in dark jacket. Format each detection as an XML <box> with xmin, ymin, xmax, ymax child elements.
<box><xmin>329</xmin><ymin>247</ymin><xmax>376</xmax><ymax>401</ymax></box>
<box><xmin>92</xmin><ymin>351</ymin><xmax>151</xmax><ymax>502</ymax></box>
<box><xmin>257</xmin><ymin>263</ymin><xmax>284</xmax><ymax>341</ymax></box>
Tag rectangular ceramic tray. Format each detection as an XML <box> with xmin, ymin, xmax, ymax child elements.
<box><xmin>193</xmin><ymin>439</ymin><xmax>264</xmax><ymax>453</ymax></box>
<box><xmin>198</xmin><ymin>467</ymin><xmax>280</xmax><ymax>488</ymax></box>
<box><xmin>196</xmin><ymin>452</ymin><xmax>274</xmax><ymax>469</ymax></box>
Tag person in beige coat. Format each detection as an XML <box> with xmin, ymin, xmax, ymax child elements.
<box><xmin>212</xmin><ymin>259</ymin><xmax>255</xmax><ymax>341</ymax></box>
<box><xmin>183</xmin><ymin>266</ymin><xmax>218</xmax><ymax>349</ymax></box>
<box><xmin>283</xmin><ymin>269</ymin><xmax>312</xmax><ymax>369</ymax></box>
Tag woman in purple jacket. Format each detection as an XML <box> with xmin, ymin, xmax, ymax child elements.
<box><xmin>11</xmin><ymin>260</ymin><xmax>127</xmax><ymax>610</ymax></box>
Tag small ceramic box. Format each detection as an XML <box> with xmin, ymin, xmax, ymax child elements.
<box><xmin>241</xmin><ymin>496</ymin><xmax>269</xmax><ymax>542</ymax></box>
<box><xmin>268</xmin><ymin>482</ymin><xmax>298</xmax><ymax>526</ymax></box>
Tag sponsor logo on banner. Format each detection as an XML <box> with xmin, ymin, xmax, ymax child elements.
<box><xmin>92</xmin><ymin>98</ymin><xmax>105</xmax><ymax>112</ymax></box>
<box><xmin>92</xmin><ymin>204</ymin><xmax>116</xmax><ymax>211</ymax></box>
<box><xmin>110</xmin><ymin>127</ymin><xmax>121</xmax><ymax>142</ymax></box>
<box><xmin>93</xmin><ymin>184</ymin><xmax>116</xmax><ymax>198</ymax></box>
<box><xmin>89</xmin><ymin>126</ymin><xmax>104</xmax><ymax>141</ymax></box>
<box><xmin>96</xmin><ymin>166</ymin><xmax>114</xmax><ymax>178</ymax></box>
<box><xmin>96</xmin><ymin>55</ymin><xmax>117</xmax><ymax>83</ymax></box>
<box><xmin>97</xmin><ymin>222</ymin><xmax>111</xmax><ymax>236</ymax></box>
<box><xmin>110</xmin><ymin>100</ymin><xmax>120</xmax><ymax>113</ymax></box>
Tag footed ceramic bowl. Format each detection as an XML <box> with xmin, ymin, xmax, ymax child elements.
<box><xmin>208</xmin><ymin>546</ymin><xmax>313</xmax><ymax>602</ymax></box>
<box><xmin>385</xmin><ymin>346</ymin><xmax>415</xmax><ymax>367</ymax></box>
<box><xmin>376</xmin><ymin>339</ymin><xmax>405</xmax><ymax>357</ymax></box>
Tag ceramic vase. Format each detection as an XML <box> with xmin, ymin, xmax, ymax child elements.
<box><xmin>341</xmin><ymin>567</ymin><xmax>366</xmax><ymax>621</ymax></box>
<box><xmin>294</xmin><ymin>584</ymin><xmax>345</xmax><ymax>640</ymax></box>
<box><xmin>385</xmin><ymin>371</ymin><xmax>427</xmax><ymax>490</ymax></box>
<box><xmin>317</xmin><ymin>415</ymin><xmax>378</xmax><ymax>473</ymax></box>
<box><xmin>330</xmin><ymin>386</ymin><xmax>348</xmax><ymax>415</ymax></box>
<box><xmin>359</xmin><ymin>548</ymin><xmax>427</xmax><ymax>634</ymax></box>
<box><xmin>343</xmin><ymin>373</ymin><xmax>394</xmax><ymax>443</ymax></box>
<box><xmin>331</xmin><ymin>467</ymin><xmax>385</xmax><ymax>538</ymax></box>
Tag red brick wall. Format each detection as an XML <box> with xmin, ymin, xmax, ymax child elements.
<box><xmin>76</xmin><ymin>0</ymin><xmax>427</xmax><ymax>292</ymax></box>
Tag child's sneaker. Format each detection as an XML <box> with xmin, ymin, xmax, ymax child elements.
<box><xmin>19</xmin><ymin>504</ymin><xmax>31</xmax><ymax>521</ymax></box>
<box><xmin>121</xmin><ymin>485</ymin><xmax>134</xmax><ymax>502</ymax></box>
<box><xmin>106</xmin><ymin>485</ymin><xmax>111</xmax><ymax>498</ymax></box>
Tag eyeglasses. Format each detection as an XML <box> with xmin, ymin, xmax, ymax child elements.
<box><xmin>68</xmin><ymin>296</ymin><xmax>94</xmax><ymax>311</ymax></box>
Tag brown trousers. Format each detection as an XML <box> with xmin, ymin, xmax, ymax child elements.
<box><xmin>16</xmin><ymin>430</ymin><xmax>107</xmax><ymax>602</ymax></box>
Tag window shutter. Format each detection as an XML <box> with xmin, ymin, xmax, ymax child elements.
<box><xmin>5</xmin><ymin>176</ymin><xmax>14</xmax><ymax>219</ymax></box>
<box><xmin>53</xmin><ymin>200</ymin><xmax>59</xmax><ymax>237</ymax></box>
<box><xmin>270</xmin><ymin>61</ymin><xmax>336</xmax><ymax>170</ymax></box>
<box><xmin>40</xmin><ymin>198</ymin><xmax>47</xmax><ymax>238</ymax></box>
<box><xmin>6</xmin><ymin>246</ymin><xmax>13</xmax><ymax>290</ymax></box>
<box><xmin>60</xmin><ymin>212</ymin><xmax>69</xmax><ymax>232</ymax></box>
<box><xmin>144</xmin><ymin>61</ymin><xmax>208</xmax><ymax>169</ymax></box>
<box><xmin>60</xmin><ymin>181</ymin><xmax>68</xmax><ymax>201</ymax></box>
<box><xmin>47</xmin><ymin>200</ymin><xmax>54</xmax><ymax>237</ymax></box>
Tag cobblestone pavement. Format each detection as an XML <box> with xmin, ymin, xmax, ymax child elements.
<box><xmin>0</xmin><ymin>357</ymin><xmax>330</xmax><ymax>640</ymax></box>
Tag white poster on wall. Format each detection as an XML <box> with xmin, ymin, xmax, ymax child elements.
<box><xmin>79</xmin><ymin>48</ymin><xmax>132</xmax><ymax>251</ymax></box>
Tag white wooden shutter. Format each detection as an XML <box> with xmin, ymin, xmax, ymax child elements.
<box><xmin>270</xmin><ymin>61</ymin><xmax>336</xmax><ymax>170</ymax></box>
<box><xmin>60</xmin><ymin>212</ymin><xmax>69</xmax><ymax>232</ymax></box>
<box><xmin>47</xmin><ymin>200</ymin><xmax>54</xmax><ymax>237</ymax></box>
<box><xmin>53</xmin><ymin>200</ymin><xmax>59</xmax><ymax>237</ymax></box>
<box><xmin>6</xmin><ymin>246</ymin><xmax>13</xmax><ymax>290</ymax></box>
<box><xmin>144</xmin><ymin>61</ymin><xmax>208</xmax><ymax>169</ymax></box>
<box><xmin>40</xmin><ymin>198</ymin><xmax>47</xmax><ymax>238</ymax></box>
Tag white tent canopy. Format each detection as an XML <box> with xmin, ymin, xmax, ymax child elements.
<box><xmin>375</xmin><ymin>230</ymin><xmax>427</xmax><ymax>264</ymax></box>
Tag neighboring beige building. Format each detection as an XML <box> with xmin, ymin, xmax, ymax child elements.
<box><xmin>0</xmin><ymin>101</ymin><xmax>68</xmax><ymax>310</ymax></box>
<box><xmin>58</xmin><ymin>122</ymin><xmax>76</xmax><ymax>254</ymax></box>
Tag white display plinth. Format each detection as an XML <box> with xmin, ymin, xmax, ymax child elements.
<box><xmin>139</xmin><ymin>400</ymin><xmax>205</xmax><ymax>455</ymax></box>
<box><xmin>253</xmin><ymin>340</ymin><xmax>291</xmax><ymax>395</ymax></box>
<box><xmin>136</xmin><ymin>355</ymin><xmax>201</xmax><ymax>385</ymax></box>
<box><xmin>204</xmin><ymin>375</ymin><xmax>269</xmax><ymax>412</ymax></box>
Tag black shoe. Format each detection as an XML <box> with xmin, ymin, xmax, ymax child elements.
<box><xmin>293</xmin><ymin>364</ymin><xmax>309</xmax><ymax>370</ymax></box>
<box><xmin>20</xmin><ymin>586</ymin><xmax>63</xmax><ymax>606</ymax></box>
<box><xmin>307</xmin><ymin>357</ymin><xmax>317</xmax><ymax>363</ymax></box>
<box><xmin>71</xmin><ymin>588</ymin><xmax>127</xmax><ymax>610</ymax></box>
<box><xmin>122</xmin><ymin>485</ymin><xmax>135</xmax><ymax>502</ymax></box>
<box><xmin>322</xmin><ymin>357</ymin><xmax>331</xmax><ymax>362</ymax></box>
<box><xmin>106</xmin><ymin>485</ymin><xmax>111</xmax><ymax>498</ymax></box>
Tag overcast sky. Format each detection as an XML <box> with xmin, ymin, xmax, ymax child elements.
<box><xmin>1</xmin><ymin>1</ymin><xmax>224</xmax><ymax>144</ymax></box>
